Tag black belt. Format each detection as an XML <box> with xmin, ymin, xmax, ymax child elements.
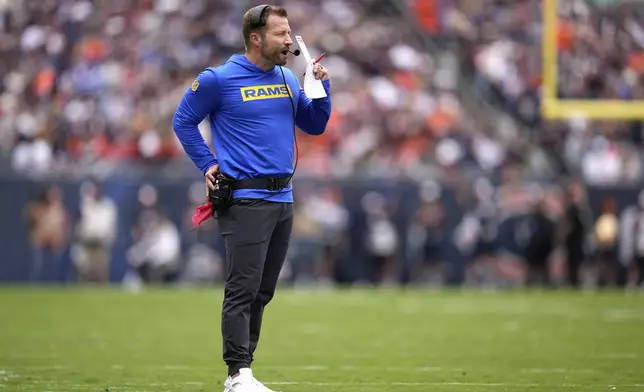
<box><xmin>228</xmin><ymin>176</ymin><xmax>291</xmax><ymax>191</ymax></box>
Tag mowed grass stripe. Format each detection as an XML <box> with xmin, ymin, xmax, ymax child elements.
<box><xmin>0</xmin><ymin>287</ymin><xmax>642</xmax><ymax>391</ymax></box>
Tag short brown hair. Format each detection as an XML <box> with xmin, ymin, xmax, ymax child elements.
<box><xmin>242</xmin><ymin>5</ymin><xmax>288</xmax><ymax>49</ymax></box>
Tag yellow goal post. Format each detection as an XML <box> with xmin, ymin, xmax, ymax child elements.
<box><xmin>541</xmin><ymin>0</ymin><xmax>644</xmax><ymax>119</ymax></box>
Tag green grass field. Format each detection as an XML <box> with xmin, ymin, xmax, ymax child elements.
<box><xmin>0</xmin><ymin>286</ymin><xmax>643</xmax><ymax>392</ymax></box>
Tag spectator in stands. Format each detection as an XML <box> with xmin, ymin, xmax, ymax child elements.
<box><xmin>123</xmin><ymin>184</ymin><xmax>180</xmax><ymax>288</ymax></box>
<box><xmin>632</xmin><ymin>192</ymin><xmax>644</xmax><ymax>288</ymax></box>
<box><xmin>125</xmin><ymin>209</ymin><xmax>181</xmax><ymax>286</ymax></box>
<box><xmin>363</xmin><ymin>192</ymin><xmax>399</xmax><ymax>285</ymax></box>
<box><xmin>24</xmin><ymin>185</ymin><xmax>70</xmax><ymax>282</ymax></box>
<box><xmin>288</xmin><ymin>201</ymin><xmax>324</xmax><ymax>285</ymax></box>
<box><xmin>298</xmin><ymin>186</ymin><xmax>349</xmax><ymax>284</ymax></box>
<box><xmin>593</xmin><ymin>197</ymin><xmax>624</xmax><ymax>287</ymax></box>
<box><xmin>561</xmin><ymin>183</ymin><xmax>592</xmax><ymax>288</ymax></box>
<box><xmin>70</xmin><ymin>180</ymin><xmax>117</xmax><ymax>282</ymax></box>
<box><xmin>524</xmin><ymin>197</ymin><xmax>557</xmax><ymax>287</ymax></box>
<box><xmin>408</xmin><ymin>198</ymin><xmax>445</xmax><ymax>285</ymax></box>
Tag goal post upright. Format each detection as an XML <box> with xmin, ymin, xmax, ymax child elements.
<box><xmin>541</xmin><ymin>0</ymin><xmax>644</xmax><ymax>120</ymax></box>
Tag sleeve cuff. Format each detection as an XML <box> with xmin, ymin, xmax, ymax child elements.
<box><xmin>322</xmin><ymin>79</ymin><xmax>331</xmax><ymax>93</ymax></box>
<box><xmin>202</xmin><ymin>160</ymin><xmax>218</xmax><ymax>175</ymax></box>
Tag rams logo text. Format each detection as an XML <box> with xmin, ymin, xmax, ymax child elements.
<box><xmin>240</xmin><ymin>84</ymin><xmax>292</xmax><ymax>102</ymax></box>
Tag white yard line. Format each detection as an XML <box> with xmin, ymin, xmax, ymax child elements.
<box><xmin>7</xmin><ymin>364</ymin><xmax>610</xmax><ymax>374</ymax></box>
<box><xmin>604</xmin><ymin>309</ymin><xmax>644</xmax><ymax>321</ymax></box>
<box><xmin>264</xmin><ymin>381</ymin><xmax>644</xmax><ymax>387</ymax></box>
<box><xmin>14</xmin><ymin>380</ymin><xmax>644</xmax><ymax>390</ymax></box>
<box><xmin>256</xmin><ymin>365</ymin><xmax>597</xmax><ymax>374</ymax></box>
<box><xmin>604</xmin><ymin>353</ymin><xmax>639</xmax><ymax>359</ymax></box>
<box><xmin>521</xmin><ymin>368</ymin><xmax>593</xmax><ymax>374</ymax></box>
<box><xmin>159</xmin><ymin>365</ymin><xmax>190</xmax><ymax>370</ymax></box>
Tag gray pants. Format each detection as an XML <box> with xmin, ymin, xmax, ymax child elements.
<box><xmin>217</xmin><ymin>199</ymin><xmax>293</xmax><ymax>376</ymax></box>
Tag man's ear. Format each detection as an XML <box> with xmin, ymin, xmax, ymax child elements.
<box><xmin>250</xmin><ymin>32</ymin><xmax>262</xmax><ymax>46</ymax></box>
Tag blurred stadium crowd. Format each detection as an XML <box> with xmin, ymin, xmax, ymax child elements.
<box><xmin>437</xmin><ymin>0</ymin><xmax>644</xmax><ymax>186</ymax></box>
<box><xmin>2</xmin><ymin>0</ymin><xmax>644</xmax><ymax>289</ymax></box>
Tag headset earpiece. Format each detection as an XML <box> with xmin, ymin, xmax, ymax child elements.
<box><xmin>249</xmin><ymin>4</ymin><xmax>269</xmax><ymax>27</ymax></box>
<box><xmin>248</xmin><ymin>4</ymin><xmax>268</xmax><ymax>48</ymax></box>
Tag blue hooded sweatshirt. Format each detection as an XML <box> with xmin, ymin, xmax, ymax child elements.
<box><xmin>172</xmin><ymin>54</ymin><xmax>331</xmax><ymax>203</ymax></box>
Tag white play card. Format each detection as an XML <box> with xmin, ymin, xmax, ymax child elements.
<box><xmin>295</xmin><ymin>35</ymin><xmax>327</xmax><ymax>99</ymax></box>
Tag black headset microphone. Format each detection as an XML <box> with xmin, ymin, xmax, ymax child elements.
<box><xmin>289</xmin><ymin>49</ymin><xmax>300</xmax><ymax>56</ymax></box>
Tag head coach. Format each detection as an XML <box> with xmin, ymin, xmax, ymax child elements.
<box><xmin>172</xmin><ymin>3</ymin><xmax>331</xmax><ymax>392</ymax></box>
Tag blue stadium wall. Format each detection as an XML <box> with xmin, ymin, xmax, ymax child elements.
<box><xmin>0</xmin><ymin>176</ymin><xmax>641</xmax><ymax>284</ymax></box>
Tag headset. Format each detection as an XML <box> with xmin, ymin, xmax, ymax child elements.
<box><xmin>248</xmin><ymin>4</ymin><xmax>269</xmax><ymax>28</ymax></box>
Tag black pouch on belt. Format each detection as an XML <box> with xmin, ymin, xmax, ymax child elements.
<box><xmin>208</xmin><ymin>174</ymin><xmax>233</xmax><ymax>219</ymax></box>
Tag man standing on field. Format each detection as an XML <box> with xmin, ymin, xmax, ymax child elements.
<box><xmin>172</xmin><ymin>4</ymin><xmax>331</xmax><ymax>392</ymax></box>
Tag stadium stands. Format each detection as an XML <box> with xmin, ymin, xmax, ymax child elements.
<box><xmin>424</xmin><ymin>0</ymin><xmax>644</xmax><ymax>186</ymax></box>
<box><xmin>1</xmin><ymin>0</ymin><xmax>644</xmax><ymax>288</ymax></box>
